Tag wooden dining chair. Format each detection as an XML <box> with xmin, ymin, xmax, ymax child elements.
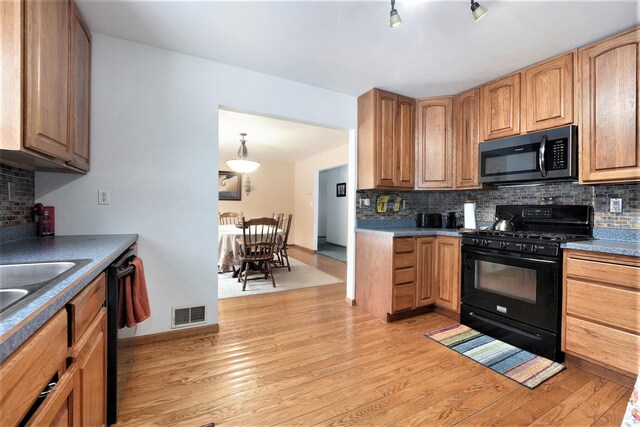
<box><xmin>274</xmin><ymin>214</ymin><xmax>293</xmax><ymax>271</ymax></box>
<box><xmin>220</xmin><ymin>212</ymin><xmax>243</xmax><ymax>225</ymax></box>
<box><xmin>238</xmin><ymin>217</ymin><xmax>279</xmax><ymax>290</ymax></box>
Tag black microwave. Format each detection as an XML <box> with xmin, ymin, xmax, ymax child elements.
<box><xmin>479</xmin><ymin>125</ymin><xmax>578</xmax><ymax>184</ymax></box>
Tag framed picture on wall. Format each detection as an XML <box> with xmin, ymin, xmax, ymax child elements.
<box><xmin>336</xmin><ymin>182</ymin><xmax>346</xmax><ymax>197</ymax></box>
<box><xmin>219</xmin><ymin>171</ymin><xmax>242</xmax><ymax>201</ymax></box>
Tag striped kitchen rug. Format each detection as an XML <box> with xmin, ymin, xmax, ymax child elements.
<box><xmin>424</xmin><ymin>323</ymin><xmax>565</xmax><ymax>389</ymax></box>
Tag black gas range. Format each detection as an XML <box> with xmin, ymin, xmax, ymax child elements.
<box><xmin>460</xmin><ymin>205</ymin><xmax>593</xmax><ymax>362</ymax></box>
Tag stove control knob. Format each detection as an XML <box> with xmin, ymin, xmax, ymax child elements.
<box><xmin>500</xmin><ymin>242</ymin><xmax>508</xmax><ymax>249</ymax></box>
<box><xmin>532</xmin><ymin>245</ymin><xmax>540</xmax><ymax>253</ymax></box>
<box><xmin>515</xmin><ymin>243</ymin><xmax>523</xmax><ymax>251</ymax></box>
<box><xmin>472</xmin><ymin>239</ymin><xmax>479</xmax><ymax>245</ymax></box>
<box><xmin>482</xmin><ymin>240</ymin><xmax>490</xmax><ymax>247</ymax></box>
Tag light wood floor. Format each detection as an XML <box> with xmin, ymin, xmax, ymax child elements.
<box><xmin>117</xmin><ymin>249</ymin><xmax>630</xmax><ymax>426</ymax></box>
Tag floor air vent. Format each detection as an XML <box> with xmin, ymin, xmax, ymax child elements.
<box><xmin>172</xmin><ymin>305</ymin><xmax>206</xmax><ymax>328</ymax></box>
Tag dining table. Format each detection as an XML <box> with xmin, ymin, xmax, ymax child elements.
<box><xmin>218</xmin><ymin>224</ymin><xmax>283</xmax><ymax>276</ymax></box>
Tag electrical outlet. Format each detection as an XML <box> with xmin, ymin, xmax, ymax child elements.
<box><xmin>610</xmin><ymin>198</ymin><xmax>622</xmax><ymax>213</ymax></box>
<box><xmin>7</xmin><ymin>183</ymin><xmax>16</xmax><ymax>202</ymax></box>
<box><xmin>98</xmin><ymin>190</ymin><xmax>111</xmax><ymax>205</ymax></box>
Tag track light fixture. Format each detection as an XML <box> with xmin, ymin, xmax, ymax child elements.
<box><xmin>389</xmin><ymin>0</ymin><xmax>402</xmax><ymax>28</ymax></box>
<box><xmin>470</xmin><ymin>0</ymin><xmax>488</xmax><ymax>22</ymax></box>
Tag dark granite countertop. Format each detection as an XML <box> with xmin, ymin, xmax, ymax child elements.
<box><xmin>0</xmin><ymin>234</ymin><xmax>138</xmax><ymax>362</ymax></box>
<box><xmin>355</xmin><ymin>227</ymin><xmax>465</xmax><ymax>237</ymax></box>
<box><xmin>561</xmin><ymin>239</ymin><xmax>639</xmax><ymax>257</ymax></box>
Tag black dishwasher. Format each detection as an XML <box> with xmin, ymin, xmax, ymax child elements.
<box><xmin>106</xmin><ymin>245</ymin><xmax>137</xmax><ymax>426</ymax></box>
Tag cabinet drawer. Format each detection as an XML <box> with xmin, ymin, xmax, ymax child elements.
<box><xmin>394</xmin><ymin>252</ymin><xmax>415</xmax><ymax>269</ymax></box>
<box><xmin>68</xmin><ymin>272</ymin><xmax>105</xmax><ymax>345</ymax></box>
<box><xmin>566</xmin><ymin>255</ymin><xmax>640</xmax><ymax>290</ymax></box>
<box><xmin>394</xmin><ymin>238</ymin><xmax>415</xmax><ymax>254</ymax></box>
<box><xmin>394</xmin><ymin>267</ymin><xmax>415</xmax><ymax>285</ymax></box>
<box><xmin>565</xmin><ymin>316</ymin><xmax>640</xmax><ymax>375</ymax></box>
<box><xmin>0</xmin><ymin>310</ymin><xmax>68</xmax><ymax>427</ymax></box>
<box><xmin>392</xmin><ymin>284</ymin><xmax>415</xmax><ymax>313</ymax></box>
<box><xmin>566</xmin><ymin>279</ymin><xmax>640</xmax><ymax>334</ymax></box>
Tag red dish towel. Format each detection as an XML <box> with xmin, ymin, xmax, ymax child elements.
<box><xmin>118</xmin><ymin>257</ymin><xmax>151</xmax><ymax>328</ymax></box>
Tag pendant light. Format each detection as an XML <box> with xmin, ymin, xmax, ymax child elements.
<box><xmin>389</xmin><ymin>0</ymin><xmax>402</xmax><ymax>28</ymax></box>
<box><xmin>226</xmin><ymin>133</ymin><xmax>260</xmax><ymax>173</ymax></box>
<box><xmin>470</xmin><ymin>0</ymin><xmax>488</xmax><ymax>21</ymax></box>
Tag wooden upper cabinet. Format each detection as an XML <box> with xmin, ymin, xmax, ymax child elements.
<box><xmin>394</xmin><ymin>96</ymin><xmax>416</xmax><ymax>188</ymax></box>
<box><xmin>68</xmin><ymin>3</ymin><xmax>91</xmax><ymax>171</ymax></box>
<box><xmin>523</xmin><ymin>53</ymin><xmax>575</xmax><ymax>133</ymax></box>
<box><xmin>24</xmin><ymin>0</ymin><xmax>71</xmax><ymax>161</ymax></box>
<box><xmin>416</xmin><ymin>97</ymin><xmax>454</xmax><ymax>189</ymax></box>
<box><xmin>454</xmin><ymin>88</ymin><xmax>481</xmax><ymax>189</ymax></box>
<box><xmin>357</xmin><ymin>89</ymin><xmax>415</xmax><ymax>189</ymax></box>
<box><xmin>481</xmin><ymin>74</ymin><xmax>521</xmax><ymax>141</ymax></box>
<box><xmin>579</xmin><ymin>28</ymin><xmax>640</xmax><ymax>183</ymax></box>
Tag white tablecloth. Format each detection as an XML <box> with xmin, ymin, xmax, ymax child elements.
<box><xmin>218</xmin><ymin>224</ymin><xmax>283</xmax><ymax>271</ymax></box>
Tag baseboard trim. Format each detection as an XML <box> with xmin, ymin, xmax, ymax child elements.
<box><xmin>432</xmin><ymin>305</ymin><xmax>461</xmax><ymax>322</ymax></box>
<box><xmin>565</xmin><ymin>354</ymin><xmax>635</xmax><ymax>388</ymax></box>
<box><xmin>128</xmin><ymin>323</ymin><xmax>220</xmax><ymax>346</ymax></box>
<box><xmin>344</xmin><ymin>297</ymin><xmax>355</xmax><ymax>306</ymax></box>
<box><xmin>387</xmin><ymin>305</ymin><xmax>433</xmax><ymax>322</ymax></box>
<box><xmin>289</xmin><ymin>244</ymin><xmax>317</xmax><ymax>254</ymax></box>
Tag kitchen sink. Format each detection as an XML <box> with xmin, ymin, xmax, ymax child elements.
<box><xmin>0</xmin><ymin>260</ymin><xmax>91</xmax><ymax>315</ymax></box>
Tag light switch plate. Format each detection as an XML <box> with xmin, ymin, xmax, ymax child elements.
<box><xmin>610</xmin><ymin>198</ymin><xmax>622</xmax><ymax>213</ymax></box>
<box><xmin>98</xmin><ymin>190</ymin><xmax>111</xmax><ymax>205</ymax></box>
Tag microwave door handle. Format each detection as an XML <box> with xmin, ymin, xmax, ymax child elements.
<box><xmin>538</xmin><ymin>135</ymin><xmax>548</xmax><ymax>177</ymax></box>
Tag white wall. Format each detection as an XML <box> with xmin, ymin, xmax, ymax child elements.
<box><xmin>322</xmin><ymin>165</ymin><xmax>348</xmax><ymax>246</ymax></box>
<box><xmin>218</xmin><ymin>159</ymin><xmax>294</xmax><ymax>220</ymax></box>
<box><xmin>317</xmin><ymin>172</ymin><xmax>328</xmax><ymax>238</ymax></box>
<box><xmin>35</xmin><ymin>34</ymin><xmax>357</xmax><ymax>336</ymax></box>
<box><xmin>292</xmin><ymin>144</ymin><xmax>348</xmax><ymax>250</ymax></box>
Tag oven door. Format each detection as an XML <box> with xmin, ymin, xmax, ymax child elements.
<box><xmin>461</xmin><ymin>247</ymin><xmax>560</xmax><ymax>332</ymax></box>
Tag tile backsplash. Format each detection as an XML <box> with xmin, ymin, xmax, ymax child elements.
<box><xmin>357</xmin><ymin>182</ymin><xmax>640</xmax><ymax>229</ymax></box>
<box><xmin>0</xmin><ymin>164</ymin><xmax>35</xmax><ymax>227</ymax></box>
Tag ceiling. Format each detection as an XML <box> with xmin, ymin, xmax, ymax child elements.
<box><xmin>218</xmin><ymin>109</ymin><xmax>349</xmax><ymax>162</ymax></box>
<box><xmin>77</xmin><ymin>1</ymin><xmax>638</xmax><ymax>98</ymax></box>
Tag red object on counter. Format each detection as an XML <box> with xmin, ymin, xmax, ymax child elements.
<box><xmin>37</xmin><ymin>206</ymin><xmax>55</xmax><ymax>236</ymax></box>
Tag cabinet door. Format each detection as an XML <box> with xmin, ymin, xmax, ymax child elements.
<box><xmin>24</xmin><ymin>0</ymin><xmax>71</xmax><ymax>160</ymax></box>
<box><xmin>522</xmin><ymin>53</ymin><xmax>574</xmax><ymax>133</ymax></box>
<box><xmin>434</xmin><ymin>237</ymin><xmax>461</xmax><ymax>312</ymax></box>
<box><xmin>376</xmin><ymin>90</ymin><xmax>397</xmax><ymax>187</ymax></box>
<box><xmin>27</xmin><ymin>364</ymin><xmax>81</xmax><ymax>427</ymax></box>
<box><xmin>416</xmin><ymin>97</ymin><xmax>454</xmax><ymax>189</ymax></box>
<box><xmin>580</xmin><ymin>28</ymin><xmax>640</xmax><ymax>183</ymax></box>
<box><xmin>68</xmin><ymin>3</ymin><xmax>91</xmax><ymax>171</ymax></box>
<box><xmin>394</xmin><ymin>96</ymin><xmax>415</xmax><ymax>188</ymax></box>
<box><xmin>72</xmin><ymin>309</ymin><xmax>107</xmax><ymax>427</ymax></box>
<box><xmin>481</xmin><ymin>74</ymin><xmax>521</xmax><ymax>141</ymax></box>
<box><xmin>416</xmin><ymin>237</ymin><xmax>436</xmax><ymax>307</ymax></box>
<box><xmin>454</xmin><ymin>89</ymin><xmax>481</xmax><ymax>189</ymax></box>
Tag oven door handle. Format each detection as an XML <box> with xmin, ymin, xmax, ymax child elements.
<box><xmin>462</xmin><ymin>249</ymin><xmax>558</xmax><ymax>265</ymax></box>
<box><xmin>468</xmin><ymin>311</ymin><xmax>542</xmax><ymax>340</ymax></box>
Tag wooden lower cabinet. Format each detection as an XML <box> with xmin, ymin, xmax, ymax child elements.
<box><xmin>356</xmin><ymin>233</ymin><xmax>461</xmax><ymax>321</ymax></box>
<box><xmin>0</xmin><ymin>273</ymin><xmax>107</xmax><ymax>427</ymax></box>
<box><xmin>562</xmin><ymin>250</ymin><xmax>640</xmax><ymax>378</ymax></box>
<box><xmin>72</xmin><ymin>309</ymin><xmax>107</xmax><ymax>427</ymax></box>
<box><xmin>27</xmin><ymin>364</ymin><xmax>81</xmax><ymax>427</ymax></box>
<box><xmin>416</xmin><ymin>237</ymin><xmax>436</xmax><ymax>307</ymax></box>
<box><xmin>434</xmin><ymin>236</ymin><xmax>461</xmax><ymax>312</ymax></box>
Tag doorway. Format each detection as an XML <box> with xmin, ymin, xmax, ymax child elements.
<box><xmin>316</xmin><ymin>164</ymin><xmax>348</xmax><ymax>263</ymax></box>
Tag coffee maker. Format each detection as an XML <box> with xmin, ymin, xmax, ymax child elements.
<box><xmin>34</xmin><ymin>203</ymin><xmax>55</xmax><ymax>236</ymax></box>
